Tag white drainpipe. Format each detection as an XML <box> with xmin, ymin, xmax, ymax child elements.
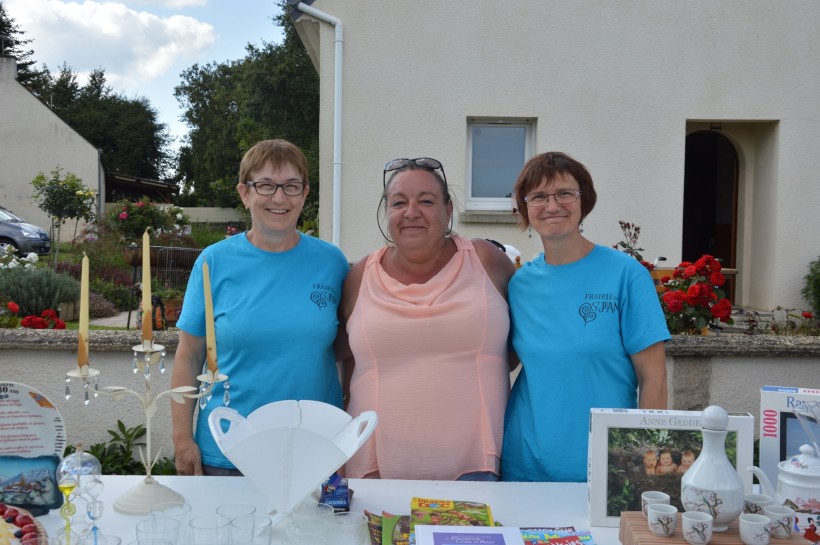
<box><xmin>296</xmin><ymin>2</ymin><xmax>343</xmax><ymax>247</ymax></box>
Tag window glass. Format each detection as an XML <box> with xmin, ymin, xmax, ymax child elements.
<box><xmin>467</xmin><ymin>119</ymin><xmax>533</xmax><ymax>210</ymax></box>
<box><xmin>471</xmin><ymin>126</ymin><xmax>525</xmax><ymax>198</ymax></box>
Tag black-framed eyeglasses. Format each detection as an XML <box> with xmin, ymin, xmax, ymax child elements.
<box><xmin>245</xmin><ymin>180</ymin><xmax>306</xmax><ymax>196</ymax></box>
<box><xmin>524</xmin><ymin>189</ymin><xmax>582</xmax><ymax>207</ymax></box>
<box><xmin>382</xmin><ymin>157</ymin><xmax>447</xmax><ymax>188</ymax></box>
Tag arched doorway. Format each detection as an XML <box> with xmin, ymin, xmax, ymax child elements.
<box><xmin>682</xmin><ymin>130</ymin><xmax>739</xmax><ymax>300</ymax></box>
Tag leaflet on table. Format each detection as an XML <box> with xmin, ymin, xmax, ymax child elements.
<box><xmin>415</xmin><ymin>525</ymin><xmax>525</xmax><ymax>545</ymax></box>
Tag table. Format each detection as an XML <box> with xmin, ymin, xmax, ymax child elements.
<box><xmin>38</xmin><ymin>476</ymin><xmax>622</xmax><ymax>545</ymax></box>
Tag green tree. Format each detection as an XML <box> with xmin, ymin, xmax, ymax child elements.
<box><xmin>31</xmin><ymin>168</ymin><xmax>97</xmax><ymax>265</ymax></box>
<box><xmin>45</xmin><ymin>67</ymin><xmax>172</xmax><ymax>180</ymax></box>
<box><xmin>173</xmin><ymin>0</ymin><xmax>320</xmax><ymax>230</ymax></box>
<box><xmin>0</xmin><ymin>1</ymin><xmax>49</xmax><ymax>95</ymax></box>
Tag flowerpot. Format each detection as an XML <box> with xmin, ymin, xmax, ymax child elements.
<box><xmin>58</xmin><ymin>300</ymin><xmax>80</xmax><ymax>321</ymax></box>
<box><xmin>123</xmin><ymin>243</ymin><xmax>160</xmax><ymax>268</ymax></box>
<box><xmin>650</xmin><ymin>267</ymin><xmax>676</xmax><ymax>294</ymax></box>
<box><xmin>163</xmin><ymin>297</ymin><xmax>184</xmax><ymax>327</ymax></box>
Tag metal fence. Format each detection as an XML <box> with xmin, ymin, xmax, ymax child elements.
<box><xmin>153</xmin><ymin>246</ymin><xmax>202</xmax><ymax>292</ymax></box>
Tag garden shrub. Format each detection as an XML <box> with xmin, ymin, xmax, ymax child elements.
<box><xmin>89</xmin><ymin>291</ymin><xmax>119</xmax><ymax>318</ymax></box>
<box><xmin>90</xmin><ymin>278</ymin><xmax>135</xmax><ymax>311</ymax></box>
<box><xmin>803</xmin><ymin>256</ymin><xmax>820</xmax><ymax>316</ymax></box>
<box><xmin>0</xmin><ymin>267</ymin><xmax>80</xmax><ymax>316</ymax></box>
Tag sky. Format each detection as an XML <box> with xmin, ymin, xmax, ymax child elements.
<box><xmin>5</xmin><ymin>0</ymin><xmax>286</xmax><ymax>150</ymax></box>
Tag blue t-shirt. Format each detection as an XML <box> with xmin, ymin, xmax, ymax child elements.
<box><xmin>501</xmin><ymin>245</ymin><xmax>670</xmax><ymax>482</ymax></box>
<box><xmin>176</xmin><ymin>233</ymin><xmax>349</xmax><ymax>468</ymax></box>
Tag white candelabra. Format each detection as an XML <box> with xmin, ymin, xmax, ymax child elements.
<box><xmin>65</xmin><ymin>240</ymin><xmax>227</xmax><ymax>515</ymax></box>
<box><xmin>66</xmin><ymin>339</ymin><xmax>227</xmax><ymax>515</ymax></box>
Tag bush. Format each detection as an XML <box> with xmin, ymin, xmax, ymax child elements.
<box><xmin>0</xmin><ymin>267</ymin><xmax>80</xmax><ymax>316</ymax></box>
<box><xmin>91</xmin><ymin>278</ymin><xmax>136</xmax><ymax>311</ymax></box>
<box><xmin>802</xmin><ymin>256</ymin><xmax>820</xmax><ymax>316</ymax></box>
<box><xmin>89</xmin><ymin>291</ymin><xmax>119</xmax><ymax>318</ymax></box>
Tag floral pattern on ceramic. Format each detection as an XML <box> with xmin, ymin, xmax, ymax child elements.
<box><xmin>681</xmin><ymin>405</ymin><xmax>745</xmax><ymax>532</ymax></box>
<box><xmin>682</xmin><ymin>512</ymin><xmax>713</xmax><ymax>545</ymax></box>
<box><xmin>740</xmin><ymin>513</ymin><xmax>771</xmax><ymax>545</ymax></box>
<box><xmin>648</xmin><ymin>504</ymin><xmax>678</xmax><ymax>537</ymax></box>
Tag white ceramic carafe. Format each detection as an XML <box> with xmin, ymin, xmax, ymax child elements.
<box><xmin>681</xmin><ymin>405</ymin><xmax>745</xmax><ymax>532</ymax></box>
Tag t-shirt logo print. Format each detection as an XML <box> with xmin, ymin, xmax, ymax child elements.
<box><xmin>310</xmin><ymin>284</ymin><xmax>338</xmax><ymax>309</ymax></box>
<box><xmin>579</xmin><ymin>303</ymin><xmax>597</xmax><ymax>325</ymax></box>
<box><xmin>311</xmin><ymin>291</ymin><xmax>328</xmax><ymax>308</ymax></box>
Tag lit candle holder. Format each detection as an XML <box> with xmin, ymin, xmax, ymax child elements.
<box><xmin>203</xmin><ymin>261</ymin><xmax>217</xmax><ymax>374</ymax></box>
<box><xmin>141</xmin><ymin>229</ymin><xmax>152</xmax><ymax>346</ymax></box>
<box><xmin>77</xmin><ymin>253</ymin><xmax>89</xmax><ymax>369</ymax></box>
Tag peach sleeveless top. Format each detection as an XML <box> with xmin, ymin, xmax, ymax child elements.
<box><xmin>344</xmin><ymin>235</ymin><xmax>510</xmax><ymax>480</ymax></box>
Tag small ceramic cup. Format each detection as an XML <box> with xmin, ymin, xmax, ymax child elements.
<box><xmin>641</xmin><ymin>491</ymin><xmax>671</xmax><ymax>518</ymax></box>
<box><xmin>740</xmin><ymin>513</ymin><xmax>771</xmax><ymax>545</ymax></box>
<box><xmin>763</xmin><ymin>505</ymin><xmax>795</xmax><ymax>539</ymax></box>
<box><xmin>682</xmin><ymin>511</ymin><xmax>713</xmax><ymax>545</ymax></box>
<box><xmin>743</xmin><ymin>494</ymin><xmax>773</xmax><ymax>515</ymax></box>
<box><xmin>647</xmin><ymin>504</ymin><xmax>678</xmax><ymax>537</ymax></box>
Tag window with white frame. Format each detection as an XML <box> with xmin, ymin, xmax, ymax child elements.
<box><xmin>466</xmin><ymin>118</ymin><xmax>534</xmax><ymax>211</ymax></box>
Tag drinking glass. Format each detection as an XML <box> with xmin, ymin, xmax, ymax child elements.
<box><xmin>290</xmin><ymin>502</ymin><xmax>334</xmax><ymax>535</ymax></box>
<box><xmin>329</xmin><ymin>512</ymin><xmax>367</xmax><ymax>545</ymax></box>
<box><xmin>216</xmin><ymin>504</ymin><xmax>257</xmax><ymax>521</ymax></box>
<box><xmin>151</xmin><ymin>502</ymin><xmax>192</xmax><ymax>545</ymax></box>
<box><xmin>189</xmin><ymin>515</ymin><xmax>231</xmax><ymax>545</ymax></box>
<box><xmin>230</xmin><ymin>515</ymin><xmax>271</xmax><ymax>545</ymax></box>
<box><xmin>136</xmin><ymin>518</ymin><xmax>180</xmax><ymax>545</ymax></box>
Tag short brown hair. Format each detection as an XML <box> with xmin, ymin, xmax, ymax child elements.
<box><xmin>239</xmin><ymin>139</ymin><xmax>309</xmax><ymax>186</ymax></box>
<box><xmin>513</xmin><ymin>151</ymin><xmax>598</xmax><ymax>229</ymax></box>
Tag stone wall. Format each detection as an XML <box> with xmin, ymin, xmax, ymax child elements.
<box><xmin>1</xmin><ymin>329</ymin><xmax>818</xmax><ymax>463</ymax></box>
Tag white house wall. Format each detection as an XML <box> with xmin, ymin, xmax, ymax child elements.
<box><xmin>297</xmin><ymin>0</ymin><xmax>820</xmax><ymax>310</ymax></box>
<box><xmin>0</xmin><ymin>56</ymin><xmax>103</xmax><ymax>240</ymax></box>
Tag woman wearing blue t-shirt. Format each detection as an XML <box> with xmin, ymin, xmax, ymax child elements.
<box><xmin>171</xmin><ymin>139</ymin><xmax>349</xmax><ymax>476</ymax></box>
<box><xmin>501</xmin><ymin>152</ymin><xmax>670</xmax><ymax>482</ymax></box>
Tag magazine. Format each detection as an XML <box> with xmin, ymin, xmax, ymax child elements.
<box><xmin>519</xmin><ymin>528</ymin><xmax>576</xmax><ymax>545</ymax></box>
<box><xmin>365</xmin><ymin>510</ymin><xmax>383</xmax><ymax>545</ymax></box>
<box><xmin>382</xmin><ymin>511</ymin><xmax>411</xmax><ymax>545</ymax></box>
<box><xmin>409</xmin><ymin>498</ymin><xmax>495</xmax><ymax>545</ymax></box>
<box><xmin>520</xmin><ymin>529</ymin><xmax>595</xmax><ymax>545</ymax></box>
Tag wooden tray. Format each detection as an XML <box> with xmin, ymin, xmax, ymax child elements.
<box><xmin>619</xmin><ymin>511</ymin><xmax>805</xmax><ymax>545</ymax></box>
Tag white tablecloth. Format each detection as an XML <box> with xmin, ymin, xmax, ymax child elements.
<box><xmin>37</xmin><ymin>475</ymin><xmax>621</xmax><ymax>545</ymax></box>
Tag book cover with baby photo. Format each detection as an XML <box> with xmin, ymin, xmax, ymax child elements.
<box><xmin>587</xmin><ymin>408</ymin><xmax>754</xmax><ymax>527</ymax></box>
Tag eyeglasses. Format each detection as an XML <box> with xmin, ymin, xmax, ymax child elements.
<box><xmin>383</xmin><ymin>157</ymin><xmax>447</xmax><ymax>188</ymax></box>
<box><xmin>523</xmin><ymin>189</ymin><xmax>582</xmax><ymax>207</ymax></box>
<box><xmin>245</xmin><ymin>180</ymin><xmax>306</xmax><ymax>196</ymax></box>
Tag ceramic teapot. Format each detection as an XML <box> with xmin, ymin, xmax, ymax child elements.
<box><xmin>748</xmin><ymin>443</ymin><xmax>820</xmax><ymax>511</ymax></box>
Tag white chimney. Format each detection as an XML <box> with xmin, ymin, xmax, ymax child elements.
<box><xmin>0</xmin><ymin>54</ymin><xmax>18</xmax><ymax>82</ymax></box>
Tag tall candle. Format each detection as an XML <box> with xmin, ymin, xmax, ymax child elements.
<box><xmin>203</xmin><ymin>261</ymin><xmax>217</xmax><ymax>373</ymax></box>
<box><xmin>77</xmin><ymin>253</ymin><xmax>89</xmax><ymax>367</ymax></box>
<box><xmin>141</xmin><ymin>229</ymin><xmax>152</xmax><ymax>343</ymax></box>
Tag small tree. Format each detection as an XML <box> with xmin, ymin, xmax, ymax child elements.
<box><xmin>31</xmin><ymin>167</ymin><xmax>97</xmax><ymax>266</ymax></box>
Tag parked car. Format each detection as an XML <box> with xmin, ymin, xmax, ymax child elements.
<box><xmin>0</xmin><ymin>205</ymin><xmax>51</xmax><ymax>257</ymax></box>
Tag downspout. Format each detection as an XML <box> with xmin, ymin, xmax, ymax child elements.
<box><xmin>295</xmin><ymin>2</ymin><xmax>343</xmax><ymax>247</ymax></box>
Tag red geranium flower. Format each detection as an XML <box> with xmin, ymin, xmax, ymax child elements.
<box><xmin>6</xmin><ymin>302</ymin><xmax>19</xmax><ymax>314</ymax></box>
<box><xmin>21</xmin><ymin>316</ymin><xmax>47</xmax><ymax>329</ymax></box>
<box><xmin>803</xmin><ymin>311</ymin><xmax>814</xmax><ymax>320</ymax></box>
<box><xmin>658</xmin><ymin>254</ymin><xmax>734</xmax><ymax>334</ymax></box>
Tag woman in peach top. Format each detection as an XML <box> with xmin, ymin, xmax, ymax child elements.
<box><xmin>339</xmin><ymin>157</ymin><xmax>515</xmax><ymax>481</ymax></box>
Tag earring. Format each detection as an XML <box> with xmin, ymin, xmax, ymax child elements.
<box><xmin>528</xmin><ymin>226</ymin><xmax>532</xmax><ymax>238</ymax></box>
<box><xmin>579</xmin><ymin>222</ymin><xmax>584</xmax><ymax>234</ymax></box>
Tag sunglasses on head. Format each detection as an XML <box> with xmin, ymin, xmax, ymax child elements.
<box><xmin>382</xmin><ymin>157</ymin><xmax>447</xmax><ymax>188</ymax></box>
